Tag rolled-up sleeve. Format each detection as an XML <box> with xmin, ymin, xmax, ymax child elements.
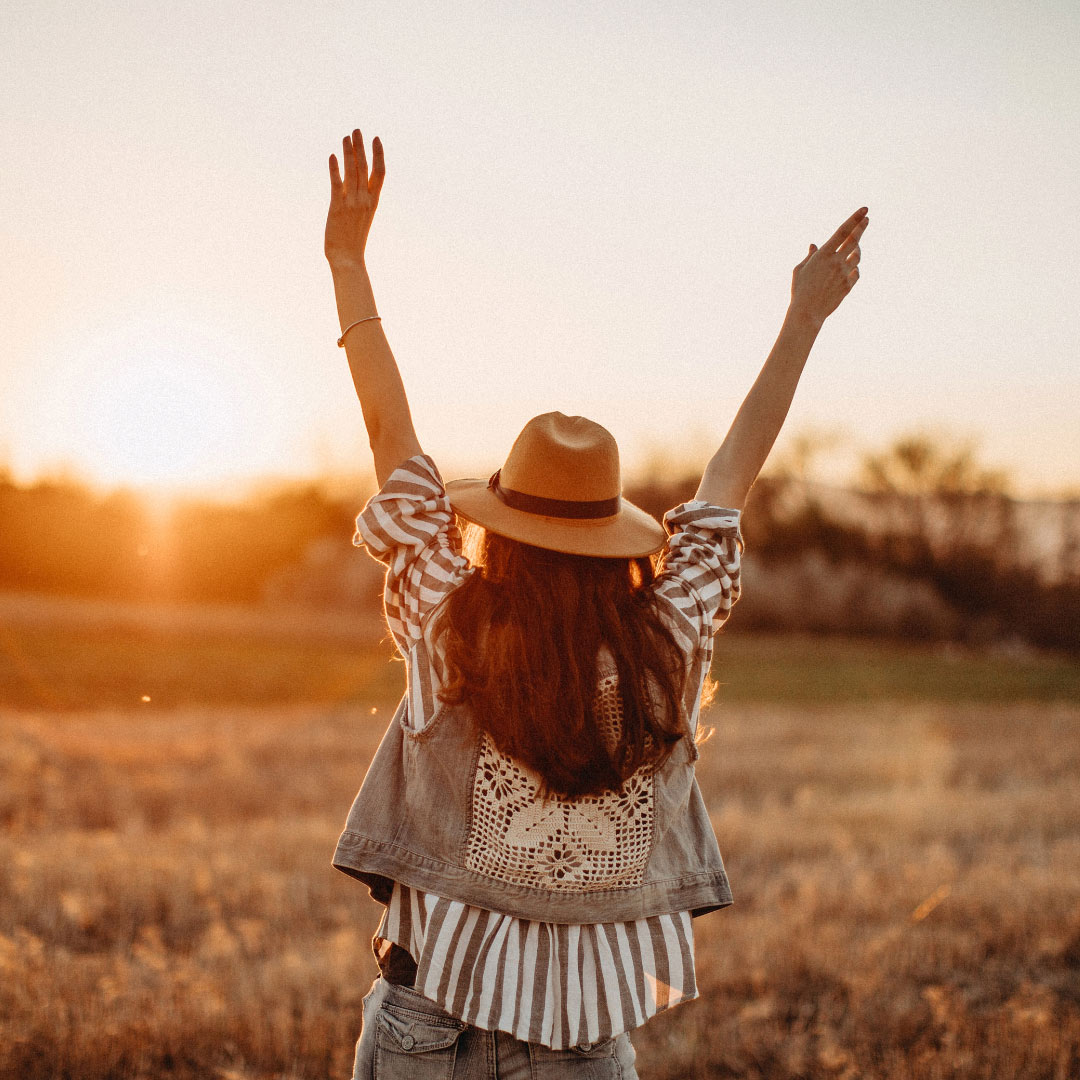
<box><xmin>354</xmin><ymin>454</ymin><xmax>473</xmax><ymax>656</ymax></box>
<box><xmin>652</xmin><ymin>501</ymin><xmax>743</xmax><ymax>659</ymax></box>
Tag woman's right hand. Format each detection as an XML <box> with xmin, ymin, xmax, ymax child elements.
<box><xmin>788</xmin><ymin>207</ymin><xmax>868</xmax><ymax>329</ymax></box>
<box><xmin>325</xmin><ymin>129</ymin><xmax>385</xmax><ymax>268</ymax></box>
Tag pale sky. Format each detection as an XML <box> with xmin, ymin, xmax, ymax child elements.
<box><xmin>2</xmin><ymin>0</ymin><xmax>1077</xmax><ymax>498</ymax></box>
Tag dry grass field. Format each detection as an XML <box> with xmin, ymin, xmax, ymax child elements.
<box><xmin>2</xmin><ymin>618</ymin><xmax>1079</xmax><ymax>1078</ymax></box>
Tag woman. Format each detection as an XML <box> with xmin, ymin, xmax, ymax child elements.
<box><xmin>325</xmin><ymin>128</ymin><xmax>867</xmax><ymax>1079</ymax></box>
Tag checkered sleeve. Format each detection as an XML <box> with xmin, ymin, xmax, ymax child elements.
<box><xmin>651</xmin><ymin>501</ymin><xmax>744</xmax><ymax>658</ymax></box>
<box><xmin>353</xmin><ymin>454</ymin><xmax>473</xmax><ymax>657</ymax></box>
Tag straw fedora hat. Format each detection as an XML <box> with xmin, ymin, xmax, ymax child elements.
<box><xmin>445</xmin><ymin>412</ymin><xmax>666</xmax><ymax>558</ymax></box>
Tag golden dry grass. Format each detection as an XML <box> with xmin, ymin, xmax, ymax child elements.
<box><xmin>2</xmin><ymin>692</ymin><xmax>1079</xmax><ymax>1078</ymax></box>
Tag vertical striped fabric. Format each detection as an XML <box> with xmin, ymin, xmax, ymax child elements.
<box><xmin>352</xmin><ymin>454</ymin><xmax>743</xmax><ymax>1050</ymax></box>
<box><xmin>375</xmin><ymin>883</ymin><xmax>697</xmax><ymax>1050</ymax></box>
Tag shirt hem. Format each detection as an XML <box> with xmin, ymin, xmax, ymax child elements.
<box><xmin>332</xmin><ymin>832</ymin><xmax>734</xmax><ymax>922</ymax></box>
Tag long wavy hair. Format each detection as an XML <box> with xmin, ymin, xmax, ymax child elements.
<box><xmin>433</xmin><ymin>524</ymin><xmax>691</xmax><ymax>800</ymax></box>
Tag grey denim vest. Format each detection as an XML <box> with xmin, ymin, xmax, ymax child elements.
<box><xmin>333</xmin><ymin>675</ymin><xmax>733</xmax><ymax>923</ymax></box>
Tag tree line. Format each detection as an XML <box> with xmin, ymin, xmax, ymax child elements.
<box><xmin>629</xmin><ymin>435</ymin><xmax>1079</xmax><ymax>651</ymax></box>
<box><xmin>1</xmin><ymin>437</ymin><xmax>1077</xmax><ymax>650</ymax></box>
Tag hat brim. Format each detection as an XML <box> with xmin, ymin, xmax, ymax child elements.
<box><xmin>445</xmin><ymin>478</ymin><xmax>667</xmax><ymax>558</ymax></box>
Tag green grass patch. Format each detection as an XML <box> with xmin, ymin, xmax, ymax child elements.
<box><xmin>2</xmin><ymin>620</ymin><xmax>1077</xmax><ymax>711</ymax></box>
<box><xmin>711</xmin><ymin>633</ymin><xmax>1080</xmax><ymax>705</ymax></box>
<box><xmin>0</xmin><ymin>622</ymin><xmax>405</xmax><ymax>711</ymax></box>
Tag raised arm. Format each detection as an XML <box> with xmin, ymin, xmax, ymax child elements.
<box><xmin>325</xmin><ymin>129</ymin><xmax>423</xmax><ymax>486</ymax></box>
<box><xmin>696</xmin><ymin>207</ymin><xmax>869</xmax><ymax>510</ymax></box>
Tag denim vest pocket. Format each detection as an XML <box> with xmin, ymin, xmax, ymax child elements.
<box><xmin>373</xmin><ymin>998</ymin><xmax>464</xmax><ymax>1080</ymax></box>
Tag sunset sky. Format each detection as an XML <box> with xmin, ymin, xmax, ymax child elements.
<box><xmin>2</xmin><ymin>1</ymin><xmax>1077</xmax><ymax>499</ymax></box>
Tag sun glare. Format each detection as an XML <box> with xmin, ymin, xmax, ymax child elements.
<box><xmin>56</xmin><ymin>320</ymin><xmax>284</xmax><ymax>494</ymax></box>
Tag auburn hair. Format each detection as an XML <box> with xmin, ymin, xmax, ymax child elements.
<box><xmin>433</xmin><ymin>525</ymin><xmax>691</xmax><ymax>800</ymax></box>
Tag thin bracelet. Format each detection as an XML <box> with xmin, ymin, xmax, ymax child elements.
<box><xmin>337</xmin><ymin>315</ymin><xmax>382</xmax><ymax>347</ymax></box>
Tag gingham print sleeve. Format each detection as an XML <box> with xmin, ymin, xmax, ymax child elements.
<box><xmin>353</xmin><ymin>454</ymin><xmax>472</xmax><ymax>656</ymax></box>
<box><xmin>651</xmin><ymin>501</ymin><xmax>744</xmax><ymax>658</ymax></box>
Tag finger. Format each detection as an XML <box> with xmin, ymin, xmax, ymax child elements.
<box><xmin>844</xmin><ymin>245</ymin><xmax>861</xmax><ymax>267</ymax></box>
<box><xmin>352</xmin><ymin>129</ymin><xmax>368</xmax><ymax>190</ymax></box>
<box><xmin>826</xmin><ymin>206</ymin><xmax>867</xmax><ymax>251</ymax></box>
<box><xmin>328</xmin><ymin>154</ymin><xmax>343</xmax><ymax>200</ymax></box>
<box><xmin>846</xmin><ymin>266</ymin><xmax>860</xmax><ymax>289</ymax></box>
<box><xmin>824</xmin><ymin>206</ymin><xmax>868</xmax><ymax>252</ymax></box>
<box><xmin>342</xmin><ymin>135</ymin><xmax>355</xmax><ymax>195</ymax></box>
<box><xmin>369</xmin><ymin>136</ymin><xmax>386</xmax><ymax>201</ymax></box>
<box><xmin>793</xmin><ymin>243</ymin><xmax>817</xmax><ymax>272</ymax></box>
<box><xmin>837</xmin><ymin>217</ymin><xmax>869</xmax><ymax>257</ymax></box>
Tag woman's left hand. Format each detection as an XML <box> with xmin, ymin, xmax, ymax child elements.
<box><xmin>788</xmin><ymin>207</ymin><xmax>868</xmax><ymax>329</ymax></box>
<box><xmin>325</xmin><ymin>129</ymin><xmax>385</xmax><ymax>268</ymax></box>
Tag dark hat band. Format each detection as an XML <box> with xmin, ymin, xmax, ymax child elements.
<box><xmin>488</xmin><ymin>470</ymin><xmax>621</xmax><ymax>520</ymax></box>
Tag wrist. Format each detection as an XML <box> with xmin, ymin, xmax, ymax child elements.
<box><xmin>783</xmin><ymin>303</ymin><xmax>825</xmax><ymax>337</ymax></box>
<box><xmin>327</xmin><ymin>252</ymin><xmax>368</xmax><ymax>275</ymax></box>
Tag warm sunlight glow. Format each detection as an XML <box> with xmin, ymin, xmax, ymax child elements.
<box><xmin>53</xmin><ymin>320</ymin><xmax>285</xmax><ymax>493</ymax></box>
<box><xmin>86</xmin><ymin>360</ymin><xmax>239</xmax><ymax>487</ymax></box>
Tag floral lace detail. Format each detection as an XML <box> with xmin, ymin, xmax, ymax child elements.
<box><xmin>465</xmin><ymin>672</ymin><xmax>656</xmax><ymax>891</ymax></box>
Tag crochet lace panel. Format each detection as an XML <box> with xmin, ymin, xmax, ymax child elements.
<box><xmin>465</xmin><ymin>671</ymin><xmax>656</xmax><ymax>891</ymax></box>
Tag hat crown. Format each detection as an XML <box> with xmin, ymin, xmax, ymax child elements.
<box><xmin>500</xmin><ymin>413</ymin><xmax>620</xmax><ymax>504</ymax></box>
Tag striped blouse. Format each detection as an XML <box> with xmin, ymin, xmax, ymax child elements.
<box><xmin>354</xmin><ymin>454</ymin><xmax>742</xmax><ymax>1049</ymax></box>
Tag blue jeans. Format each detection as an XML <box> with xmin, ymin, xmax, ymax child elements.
<box><xmin>352</xmin><ymin>977</ymin><xmax>639</xmax><ymax>1079</ymax></box>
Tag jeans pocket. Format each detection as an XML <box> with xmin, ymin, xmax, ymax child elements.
<box><xmin>530</xmin><ymin>1037</ymin><xmax>621</xmax><ymax>1079</ymax></box>
<box><xmin>373</xmin><ymin>1001</ymin><xmax>464</xmax><ymax>1080</ymax></box>
<box><xmin>570</xmin><ymin>1037</ymin><xmax>616</xmax><ymax>1058</ymax></box>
